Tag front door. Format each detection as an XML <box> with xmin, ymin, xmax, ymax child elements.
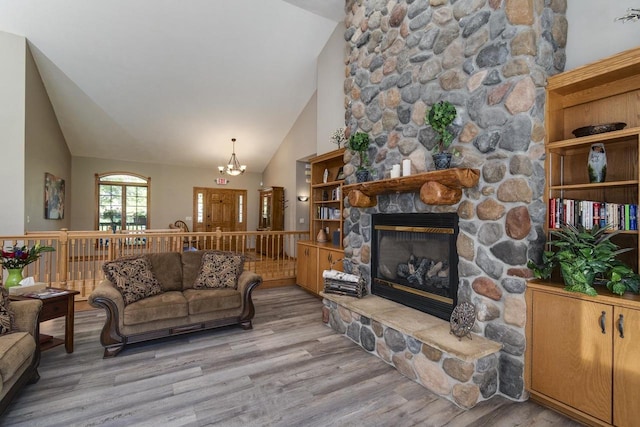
<box><xmin>193</xmin><ymin>188</ymin><xmax>247</xmax><ymax>233</ymax></box>
<box><xmin>208</xmin><ymin>191</ymin><xmax>235</xmax><ymax>232</ymax></box>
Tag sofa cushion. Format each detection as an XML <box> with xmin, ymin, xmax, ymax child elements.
<box><xmin>193</xmin><ymin>251</ymin><xmax>244</xmax><ymax>289</ymax></box>
<box><xmin>146</xmin><ymin>252</ymin><xmax>183</xmax><ymax>292</ymax></box>
<box><xmin>0</xmin><ymin>332</ymin><xmax>35</xmax><ymax>381</ymax></box>
<box><xmin>123</xmin><ymin>291</ymin><xmax>188</xmax><ymax>325</ymax></box>
<box><xmin>183</xmin><ymin>288</ymin><xmax>242</xmax><ymax>315</ymax></box>
<box><xmin>181</xmin><ymin>250</ymin><xmax>205</xmax><ymax>289</ymax></box>
<box><xmin>0</xmin><ymin>288</ymin><xmax>14</xmax><ymax>335</ymax></box>
<box><xmin>103</xmin><ymin>256</ymin><xmax>163</xmax><ymax>305</ymax></box>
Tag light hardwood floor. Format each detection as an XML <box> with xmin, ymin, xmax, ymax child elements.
<box><xmin>1</xmin><ymin>286</ymin><xmax>581</xmax><ymax>427</ymax></box>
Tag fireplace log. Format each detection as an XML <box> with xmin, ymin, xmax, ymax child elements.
<box><xmin>420</xmin><ymin>181</ymin><xmax>463</xmax><ymax>205</ymax></box>
<box><xmin>348</xmin><ymin>189</ymin><xmax>377</xmax><ymax>208</ymax></box>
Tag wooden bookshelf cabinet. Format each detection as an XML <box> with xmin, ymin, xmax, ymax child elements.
<box><xmin>296</xmin><ymin>148</ymin><xmax>345</xmax><ymax>295</ymax></box>
<box><xmin>545</xmin><ymin>46</ymin><xmax>640</xmax><ymax>271</ymax></box>
<box><xmin>310</xmin><ymin>148</ymin><xmax>345</xmax><ymax>247</ymax></box>
<box><xmin>526</xmin><ymin>282</ymin><xmax>640</xmax><ymax>427</ymax></box>
<box><xmin>296</xmin><ymin>241</ymin><xmax>343</xmax><ymax>295</ymax></box>
<box><xmin>526</xmin><ymin>47</ymin><xmax>640</xmax><ymax>426</ymax></box>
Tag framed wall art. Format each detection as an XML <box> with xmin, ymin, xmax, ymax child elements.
<box><xmin>44</xmin><ymin>172</ymin><xmax>65</xmax><ymax>219</ymax></box>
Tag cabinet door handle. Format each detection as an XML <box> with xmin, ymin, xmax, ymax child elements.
<box><xmin>618</xmin><ymin>314</ymin><xmax>625</xmax><ymax>339</ymax></box>
<box><xmin>600</xmin><ymin>311</ymin><xmax>607</xmax><ymax>334</ymax></box>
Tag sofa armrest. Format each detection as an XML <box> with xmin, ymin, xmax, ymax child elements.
<box><xmin>237</xmin><ymin>270</ymin><xmax>262</xmax><ymax>295</ymax></box>
<box><xmin>89</xmin><ymin>280</ymin><xmax>125</xmax><ymax>314</ymax></box>
<box><xmin>11</xmin><ymin>300</ymin><xmax>42</xmax><ymax>337</ymax></box>
<box><xmin>89</xmin><ymin>280</ymin><xmax>127</xmax><ymax>349</ymax></box>
<box><xmin>237</xmin><ymin>270</ymin><xmax>262</xmax><ymax>322</ymax></box>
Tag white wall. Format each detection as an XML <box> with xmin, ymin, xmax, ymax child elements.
<box><xmin>71</xmin><ymin>156</ymin><xmax>263</xmax><ymax>232</ymax></box>
<box><xmin>262</xmin><ymin>94</ymin><xmax>318</xmax><ymax>232</ymax></box>
<box><xmin>0</xmin><ymin>31</ymin><xmax>26</xmax><ymax>234</ymax></box>
<box><xmin>566</xmin><ymin>0</ymin><xmax>640</xmax><ymax>70</ymax></box>
<box><xmin>317</xmin><ymin>22</ymin><xmax>347</xmax><ymax>154</ymax></box>
<box><xmin>24</xmin><ymin>43</ymin><xmax>72</xmax><ymax>232</ymax></box>
<box><xmin>263</xmin><ymin>22</ymin><xmax>346</xmax><ymax>233</ymax></box>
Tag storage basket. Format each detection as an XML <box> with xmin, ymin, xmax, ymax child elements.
<box><xmin>322</xmin><ymin>259</ymin><xmax>366</xmax><ymax>298</ymax></box>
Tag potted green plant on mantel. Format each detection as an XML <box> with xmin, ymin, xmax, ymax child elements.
<box><xmin>347</xmin><ymin>131</ymin><xmax>371</xmax><ymax>182</ymax></box>
<box><xmin>528</xmin><ymin>223</ymin><xmax>640</xmax><ymax>296</ymax></box>
<box><xmin>425</xmin><ymin>101</ymin><xmax>457</xmax><ymax>170</ymax></box>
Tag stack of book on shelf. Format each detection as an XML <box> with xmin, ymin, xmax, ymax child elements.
<box><xmin>317</xmin><ymin>206</ymin><xmax>341</xmax><ymax>220</ymax></box>
<box><xmin>323</xmin><ymin>270</ymin><xmax>366</xmax><ymax>298</ymax></box>
<box><xmin>549</xmin><ymin>198</ymin><xmax>638</xmax><ymax>230</ymax></box>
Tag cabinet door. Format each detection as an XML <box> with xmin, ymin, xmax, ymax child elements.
<box><xmin>614</xmin><ymin>306</ymin><xmax>640</xmax><ymax>427</ymax></box>
<box><xmin>317</xmin><ymin>248</ymin><xmax>343</xmax><ymax>294</ymax></box>
<box><xmin>531</xmin><ymin>291</ymin><xmax>613</xmax><ymax>423</ymax></box>
<box><xmin>296</xmin><ymin>243</ymin><xmax>317</xmax><ymax>292</ymax></box>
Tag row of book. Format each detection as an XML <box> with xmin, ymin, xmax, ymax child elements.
<box><xmin>316</xmin><ymin>206</ymin><xmax>341</xmax><ymax>220</ymax></box>
<box><xmin>549</xmin><ymin>198</ymin><xmax>638</xmax><ymax>230</ymax></box>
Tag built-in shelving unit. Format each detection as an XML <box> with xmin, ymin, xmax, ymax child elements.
<box><xmin>527</xmin><ymin>46</ymin><xmax>640</xmax><ymax>427</ymax></box>
<box><xmin>297</xmin><ymin>148</ymin><xmax>345</xmax><ymax>296</ymax></box>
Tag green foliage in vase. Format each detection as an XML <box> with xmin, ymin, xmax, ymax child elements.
<box><xmin>347</xmin><ymin>132</ymin><xmax>371</xmax><ymax>171</ymax></box>
<box><xmin>425</xmin><ymin>101</ymin><xmax>457</xmax><ymax>153</ymax></box>
<box><xmin>527</xmin><ymin>223</ymin><xmax>640</xmax><ymax>296</ymax></box>
<box><xmin>1</xmin><ymin>244</ymin><xmax>55</xmax><ymax>270</ymax></box>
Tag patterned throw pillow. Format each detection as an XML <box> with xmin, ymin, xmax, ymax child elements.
<box><xmin>193</xmin><ymin>251</ymin><xmax>244</xmax><ymax>289</ymax></box>
<box><xmin>0</xmin><ymin>287</ymin><xmax>15</xmax><ymax>335</ymax></box>
<box><xmin>102</xmin><ymin>256</ymin><xmax>163</xmax><ymax>305</ymax></box>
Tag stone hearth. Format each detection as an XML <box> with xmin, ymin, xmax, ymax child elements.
<box><xmin>321</xmin><ymin>291</ymin><xmax>502</xmax><ymax>408</ymax></box>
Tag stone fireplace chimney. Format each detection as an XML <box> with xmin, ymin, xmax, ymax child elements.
<box><xmin>341</xmin><ymin>0</ymin><xmax>567</xmax><ymax>400</ymax></box>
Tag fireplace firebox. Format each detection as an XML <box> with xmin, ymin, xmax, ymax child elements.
<box><xmin>371</xmin><ymin>213</ymin><xmax>459</xmax><ymax>321</ymax></box>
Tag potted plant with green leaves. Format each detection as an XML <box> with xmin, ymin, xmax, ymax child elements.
<box><xmin>528</xmin><ymin>223</ymin><xmax>640</xmax><ymax>296</ymax></box>
<box><xmin>425</xmin><ymin>101</ymin><xmax>457</xmax><ymax>170</ymax></box>
<box><xmin>347</xmin><ymin>131</ymin><xmax>371</xmax><ymax>182</ymax></box>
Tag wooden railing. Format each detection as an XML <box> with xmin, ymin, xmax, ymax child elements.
<box><xmin>2</xmin><ymin>228</ymin><xmax>307</xmax><ymax>300</ymax></box>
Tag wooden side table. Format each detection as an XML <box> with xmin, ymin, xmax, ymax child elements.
<box><xmin>10</xmin><ymin>288</ymin><xmax>80</xmax><ymax>353</ymax></box>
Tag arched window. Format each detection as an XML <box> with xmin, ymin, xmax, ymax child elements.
<box><xmin>95</xmin><ymin>173</ymin><xmax>150</xmax><ymax>231</ymax></box>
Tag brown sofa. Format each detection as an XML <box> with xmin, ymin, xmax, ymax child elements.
<box><xmin>88</xmin><ymin>251</ymin><xmax>262</xmax><ymax>357</ymax></box>
<box><xmin>0</xmin><ymin>299</ymin><xmax>42</xmax><ymax>415</ymax></box>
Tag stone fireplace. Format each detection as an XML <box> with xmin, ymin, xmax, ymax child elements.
<box><xmin>330</xmin><ymin>0</ymin><xmax>568</xmax><ymax>404</ymax></box>
<box><xmin>371</xmin><ymin>212</ymin><xmax>459</xmax><ymax>320</ymax></box>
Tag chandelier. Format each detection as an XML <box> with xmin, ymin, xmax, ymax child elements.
<box><xmin>218</xmin><ymin>138</ymin><xmax>246</xmax><ymax>176</ymax></box>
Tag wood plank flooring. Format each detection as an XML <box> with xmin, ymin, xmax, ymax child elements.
<box><xmin>0</xmin><ymin>286</ymin><xmax>581</xmax><ymax>427</ymax></box>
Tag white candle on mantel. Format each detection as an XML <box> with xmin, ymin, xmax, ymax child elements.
<box><xmin>402</xmin><ymin>159</ymin><xmax>411</xmax><ymax>177</ymax></box>
<box><xmin>390</xmin><ymin>164</ymin><xmax>401</xmax><ymax>178</ymax></box>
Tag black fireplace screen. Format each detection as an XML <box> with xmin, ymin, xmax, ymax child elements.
<box><xmin>371</xmin><ymin>213</ymin><xmax>458</xmax><ymax>321</ymax></box>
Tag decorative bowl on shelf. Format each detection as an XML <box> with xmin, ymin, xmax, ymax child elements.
<box><xmin>572</xmin><ymin>122</ymin><xmax>627</xmax><ymax>138</ymax></box>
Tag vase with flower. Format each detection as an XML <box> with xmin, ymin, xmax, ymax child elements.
<box><xmin>1</xmin><ymin>244</ymin><xmax>56</xmax><ymax>288</ymax></box>
<box><xmin>330</xmin><ymin>127</ymin><xmax>347</xmax><ymax>148</ymax></box>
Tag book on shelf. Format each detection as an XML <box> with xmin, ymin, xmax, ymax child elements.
<box><xmin>316</xmin><ymin>206</ymin><xmax>341</xmax><ymax>220</ymax></box>
<box><xmin>548</xmin><ymin>198</ymin><xmax>638</xmax><ymax>231</ymax></box>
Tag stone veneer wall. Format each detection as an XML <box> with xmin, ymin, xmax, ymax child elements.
<box><xmin>340</xmin><ymin>0</ymin><xmax>567</xmax><ymax>401</ymax></box>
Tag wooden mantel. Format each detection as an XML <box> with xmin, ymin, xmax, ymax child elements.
<box><xmin>343</xmin><ymin>168</ymin><xmax>480</xmax><ymax>208</ymax></box>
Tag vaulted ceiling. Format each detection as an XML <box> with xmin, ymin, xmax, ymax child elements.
<box><xmin>0</xmin><ymin>0</ymin><xmax>345</xmax><ymax>172</ymax></box>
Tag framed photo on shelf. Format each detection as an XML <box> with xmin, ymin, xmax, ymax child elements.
<box><xmin>336</xmin><ymin>166</ymin><xmax>345</xmax><ymax>181</ymax></box>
